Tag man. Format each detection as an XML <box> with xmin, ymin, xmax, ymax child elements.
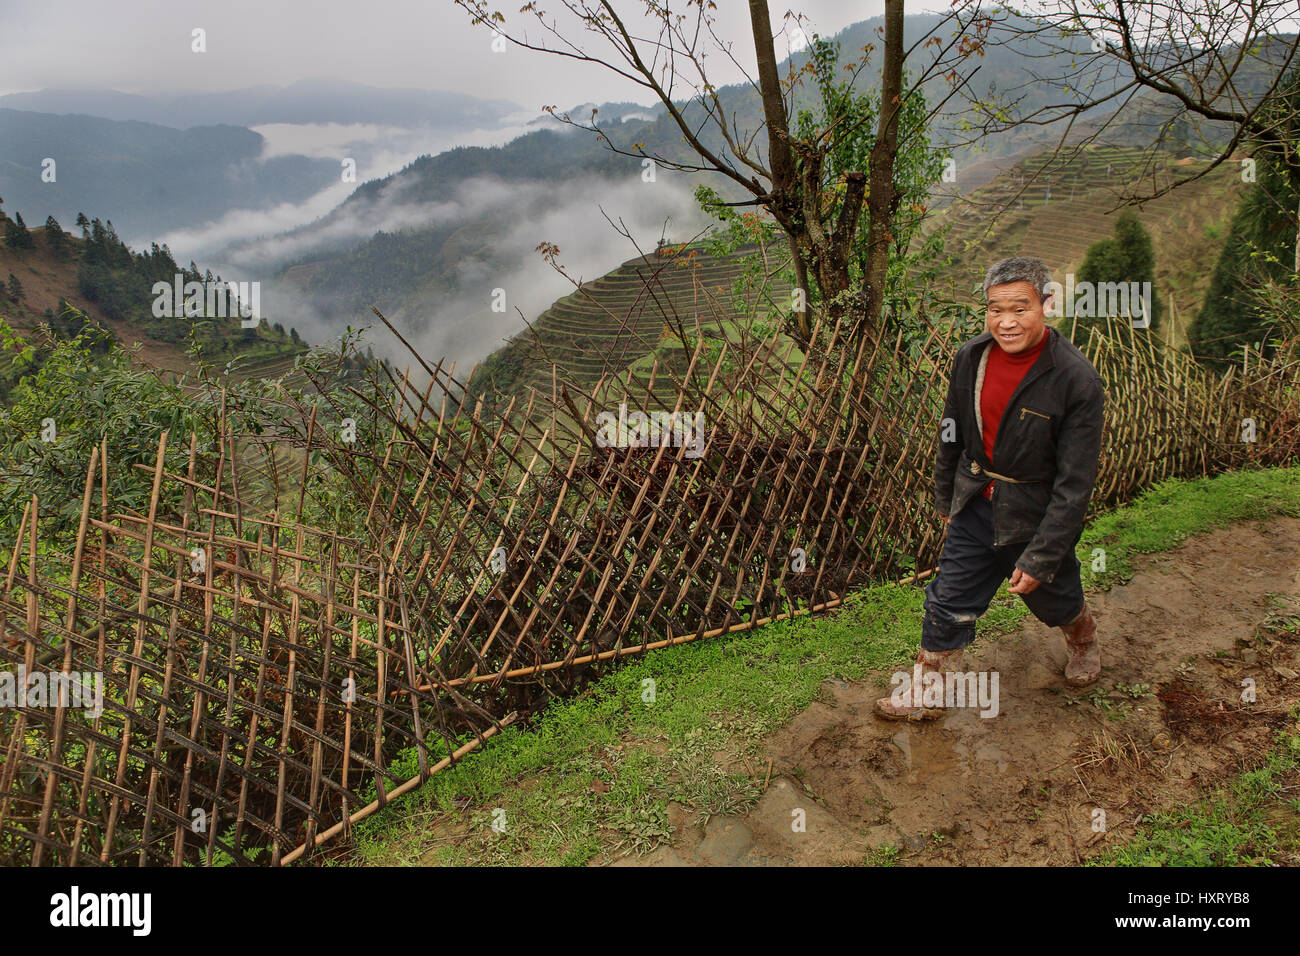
<box><xmin>875</xmin><ymin>256</ymin><xmax>1106</xmax><ymax>720</ymax></box>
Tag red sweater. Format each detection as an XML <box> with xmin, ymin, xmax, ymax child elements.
<box><xmin>979</xmin><ymin>329</ymin><xmax>1049</xmax><ymax>499</ymax></box>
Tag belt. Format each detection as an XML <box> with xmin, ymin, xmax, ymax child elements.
<box><xmin>968</xmin><ymin>459</ymin><xmax>1037</xmax><ymax>484</ymax></box>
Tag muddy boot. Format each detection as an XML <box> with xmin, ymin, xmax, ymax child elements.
<box><xmin>874</xmin><ymin>647</ymin><xmax>962</xmax><ymax>721</ymax></box>
<box><xmin>1061</xmin><ymin>603</ymin><xmax>1101</xmax><ymax>687</ymax></box>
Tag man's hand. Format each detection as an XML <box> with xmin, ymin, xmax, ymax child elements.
<box><xmin>1007</xmin><ymin>567</ymin><xmax>1040</xmax><ymax>594</ymax></box>
<box><xmin>939</xmin><ymin>513</ymin><xmax>950</xmax><ymax>524</ymax></box>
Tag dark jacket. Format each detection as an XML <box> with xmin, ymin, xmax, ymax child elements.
<box><xmin>934</xmin><ymin>325</ymin><xmax>1105</xmax><ymax>583</ymax></box>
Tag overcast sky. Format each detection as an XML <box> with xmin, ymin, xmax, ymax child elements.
<box><xmin>0</xmin><ymin>0</ymin><xmax>894</xmax><ymax>107</ymax></box>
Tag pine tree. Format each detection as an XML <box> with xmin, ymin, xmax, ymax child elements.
<box><xmin>4</xmin><ymin>211</ymin><xmax>34</xmax><ymax>250</ymax></box>
<box><xmin>44</xmin><ymin>215</ymin><xmax>68</xmax><ymax>256</ymax></box>
<box><xmin>1189</xmin><ymin>150</ymin><xmax>1299</xmax><ymax>368</ymax></box>
<box><xmin>7</xmin><ymin>273</ymin><xmax>23</xmax><ymax>300</ymax></box>
<box><xmin>1071</xmin><ymin>211</ymin><xmax>1160</xmax><ymax>339</ymax></box>
<box><xmin>75</xmin><ymin>212</ymin><xmax>90</xmax><ymax>239</ymax></box>
<box><xmin>1111</xmin><ymin>212</ymin><xmax>1160</xmax><ymax>331</ymax></box>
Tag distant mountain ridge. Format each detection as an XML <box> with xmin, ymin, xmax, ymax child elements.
<box><xmin>5</xmin><ymin>12</ymin><xmax>1291</xmax><ymax>379</ymax></box>
<box><xmin>0</xmin><ymin>79</ymin><xmax>526</xmax><ymax>129</ymax></box>
<box><xmin>0</xmin><ymin>108</ymin><xmax>339</xmax><ymax>242</ymax></box>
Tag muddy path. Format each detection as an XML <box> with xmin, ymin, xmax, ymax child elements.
<box><xmin>619</xmin><ymin>516</ymin><xmax>1300</xmax><ymax>866</ymax></box>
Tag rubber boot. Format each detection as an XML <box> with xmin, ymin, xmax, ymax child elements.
<box><xmin>1061</xmin><ymin>602</ymin><xmax>1101</xmax><ymax>686</ymax></box>
<box><xmin>874</xmin><ymin>647</ymin><xmax>962</xmax><ymax>721</ymax></box>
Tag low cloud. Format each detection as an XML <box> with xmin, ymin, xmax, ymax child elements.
<box><xmin>145</xmin><ymin>112</ymin><xmax>579</xmax><ymax>264</ymax></box>
<box><xmin>143</xmin><ymin>116</ymin><xmax>555</xmax><ymax>261</ymax></box>
<box><xmin>241</xmin><ymin>167</ymin><xmax>714</xmax><ymax>378</ymax></box>
<box><xmin>147</xmin><ymin>185</ymin><xmax>357</xmax><ymax>265</ymax></box>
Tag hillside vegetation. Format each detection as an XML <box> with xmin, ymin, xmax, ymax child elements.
<box><xmin>461</xmin><ymin>143</ymin><xmax>1243</xmax><ymax>407</ymax></box>
<box><xmin>468</xmin><ymin>242</ymin><xmax>794</xmax><ymax>410</ymax></box>
<box><xmin>0</xmin><ymin>212</ymin><xmax>308</xmax><ymax>381</ymax></box>
<box><xmin>922</xmin><ymin>144</ymin><xmax>1244</xmax><ymax>347</ymax></box>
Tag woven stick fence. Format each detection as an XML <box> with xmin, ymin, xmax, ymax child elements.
<box><xmin>1</xmin><ymin>310</ymin><xmax>1296</xmax><ymax>866</ymax></box>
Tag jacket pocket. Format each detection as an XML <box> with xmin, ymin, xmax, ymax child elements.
<box><xmin>994</xmin><ymin>479</ymin><xmax>1051</xmax><ymax>544</ymax></box>
<box><xmin>1005</xmin><ymin>405</ymin><xmax>1057</xmax><ymax>477</ymax></box>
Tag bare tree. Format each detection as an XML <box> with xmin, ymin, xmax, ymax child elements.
<box><xmin>966</xmin><ymin>1</ymin><xmax>1300</xmax><ymax>265</ymax></box>
<box><xmin>453</xmin><ymin>0</ymin><xmax>988</xmax><ymax>344</ymax></box>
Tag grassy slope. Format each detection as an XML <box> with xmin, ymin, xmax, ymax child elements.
<box><xmin>0</xmin><ymin>227</ymin><xmax>306</xmax><ymax>378</ymax></box>
<box><xmin>337</xmin><ymin>461</ymin><xmax>1300</xmax><ymax>867</ymax></box>
<box><xmin>471</xmin><ymin>244</ymin><xmax>793</xmax><ymax>410</ymax></box>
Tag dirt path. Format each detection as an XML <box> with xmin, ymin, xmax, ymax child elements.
<box><xmin>619</xmin><ymin>516</ymin><xmax>1300</xmax><ymax>866</ymax></box>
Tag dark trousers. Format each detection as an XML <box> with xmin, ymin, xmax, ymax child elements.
<box><xmin>921</xmin><ymin>493</ymin><xmax>1085</xmax><ymax>652</ymax></box>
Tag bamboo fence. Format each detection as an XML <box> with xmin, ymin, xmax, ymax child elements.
<box><xmin>1</xmin><ymin>310</ymin><xmax>1296</xmax><ymax>865</ymax></box>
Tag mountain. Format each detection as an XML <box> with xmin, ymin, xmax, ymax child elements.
<box><xmin>0</xmin><ymin>80</ymin><xmax>525</xmax><ymax>129</ymax></box>
<box><xmin>257</xmin><ymin>11</ymin><xmax>1296</xmax><ymax>375</ymax></box>
<box><xmin>0</xmin><ymin>215</ymin><xmax>305</xmax><ymax>382</ymax></box>
<box><xmin>458</xmin><ymin>142</ymin><xmax>1243</xmax><ymax>415</ymax></box>
<box><xmin>0</xmin><ymin>109</ymin><xmax>338</xmax><ymax>242</ymax></box>
<box><xmin>247</xmin><ymin>12</ymin><xmax>1104</xmax><ymax>366</ymax></box>
<box><xmin>8</xmin><ymin>13</ymin><xmax>1290</xmax><ymax>381</ymax></box>
<box><xmin>0</xmin><ymin>81</ymin><xmax>532</xmax><ymax>255</ymax></box>
<box><xmin>245</xmin><ymin>120</ymin><xmax>709</xmax><ymax>371</ymax></box>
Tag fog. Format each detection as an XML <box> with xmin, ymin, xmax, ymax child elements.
<box><xmin>229</xmin><ymin>166</ymin><xmax>713</xmax><ymax>375</ymax></box>
<box><xmin>0</xmin><ymin>0</ymin><xmax>878</xmax><ymax>106</ymax></box>
<box><xmin>140</xmin><ymin>112</ymin><xmax>555</xmax><ymax>259</ymax></box>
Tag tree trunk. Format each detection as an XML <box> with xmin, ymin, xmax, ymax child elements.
<box><xmin>862</xmin><ymin>0</ymin><xmax>905</xmax><ymax>339</ymax></box>
<box><xmin>748</xmin><ymin>0</ymin><xmax>814</xmax><ymax>342</ymax></box>
<box><xmin>748</xmin><ymin>0</ymin><xmax>794</xmax><ymax>194</ymax></box>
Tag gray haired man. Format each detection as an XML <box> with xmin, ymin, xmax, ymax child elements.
<box><xmin>876</xmin><ymin>256</ymin><xmax>1106</xmax><ymax>720</ymax></box>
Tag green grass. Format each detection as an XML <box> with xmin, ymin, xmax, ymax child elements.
<box><xmin>342</xmin><ymin>580</ymin><xmax>929</xmax><ymax>865</ymax></box>
<box><xmin>338</xmin><ymin>462</ymin><xmax>1300</xmax><ymax>866</ymax></box>
<box><xmin>1092</xmin><ymin>714</ymin><xmax>1300</xmax><ymax>866</ymax></box>
<box><xmin>1079</xmin><ymin>465</ymin><xmax>1300</xmax><ymax>589</ymax></box>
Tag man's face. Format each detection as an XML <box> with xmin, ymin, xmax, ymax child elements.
<box><xmin>985</xmin><ymin>280</ymin><xmax>1050</xmax><ymax>354</ymax></box>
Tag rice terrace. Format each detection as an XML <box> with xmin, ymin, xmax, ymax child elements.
<box><xmin>0</xmin><ymin>0</ymin><xmax>1299</xmax><ymax>918</ymax></box>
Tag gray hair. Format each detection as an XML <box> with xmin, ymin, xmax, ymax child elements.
<box><xmin>984</xmin><ymin>256</ymin><xmax>1053</xmax><ymax>302</ymax></box>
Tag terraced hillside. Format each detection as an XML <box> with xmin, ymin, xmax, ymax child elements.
<box><xmin>924</xmin><ymin>145</ymin><xmax>1244</xmax><ymax>345</ymax></box>
<box><xmin>468</xmin><ymin>243</ymin><xmax>794</xmax><ymax>410</ymax></box>
<box><xmin>468</xmin><ymin>144</ymin><xmax>1242</xmax><ymax>418</ymax></box>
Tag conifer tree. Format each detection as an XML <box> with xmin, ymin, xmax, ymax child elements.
<box><xmin>44</xmin><ymin>216</ymin><xmax>68</xmax><ymax>256</ymax></box>
<box><xmin>1071</xmin><ymin>211</ymin><xmax>1160</xmax><ymax>339</ymax></box>
<box><xmin>4</xmin><ymin>211</ymin><xmax>34</xmax><ymax>250</ymax></box>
